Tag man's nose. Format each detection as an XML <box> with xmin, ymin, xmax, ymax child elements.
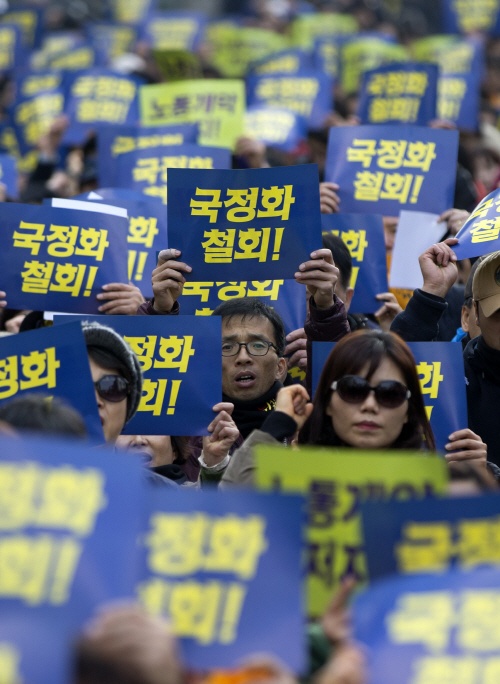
<box><xmin>235</xmin><ymin>343</ymin><xmax>252</xmax><ymax>361</ymax></box>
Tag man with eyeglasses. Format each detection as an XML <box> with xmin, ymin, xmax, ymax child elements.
<box><xmin>138</xmin><ymin>246</ymin><xmax>350</xmax><ymax>481</ymax></box>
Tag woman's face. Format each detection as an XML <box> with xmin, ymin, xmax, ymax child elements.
<box><xmin>89</xmin><ymin>357</ymin><xmax>128</xmax><ymax>444</ymax></box>
<box><xmin>115</xmin><ymin>434</ymin><xmax>176</xmax><ymax>468</ymax></box>
<box><xmin>326</xmin><ymin>357</ymin><xmax>409</xmax><ymax>449</ymax></box>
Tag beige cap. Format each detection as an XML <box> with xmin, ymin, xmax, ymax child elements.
<box><xmin>472</xmin><ymin>251</ymin><xmax>500</xmax><ymax>317</ymax></box>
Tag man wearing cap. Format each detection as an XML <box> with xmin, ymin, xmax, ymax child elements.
<box><xmin>464</xmin><ymin>250</ymin><xmax>500</xmax><ymax>465</ymax></box>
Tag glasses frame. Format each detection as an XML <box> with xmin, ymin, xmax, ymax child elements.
<box><xmin>94</xmin><ymin>374</ymin><xmax>130</xmax><ymax>403</ymax></box>
<box><xmin>221</xmin><ymin>340</ymin><xmax>278</xmax><ymax>357</ymax></box>
<box><xmin>330</xmin><ymin>375</ymin><xmax>411</xmax><ymax>409</ymax></box>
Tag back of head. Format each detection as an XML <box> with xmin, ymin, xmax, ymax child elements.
<box><xmin>299</xmin><ymin>329</ymin><xmax>435</xmax><ymax>450</ymax></box>
<box><xmin>82</xmin><ymin>321</ymin><xmax>143</xmax><ymax>424</ymax></box>
<box><xmin>212</xmin><ymin>297</ymin><xmax>286</xmax><ymax>356</ymax></box>
<box><xmin>0</xmin><ymin>393</ymin><xmax>87</xmax><ymax>438</ymax></box>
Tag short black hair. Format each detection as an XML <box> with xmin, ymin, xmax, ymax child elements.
<box><xmin>0</xmin><ymin>393</ymin><xmax>87</xmax><ymax>438</ymax></box>
<box><xmin>212</xmin><ymin>297</ymin><xmax>286</xmax><ymax>357</ymax></box>
<box><xmin>321</xmin><ymin>232</ymin><xmax>352</xmax><ymax>292</ymax></box>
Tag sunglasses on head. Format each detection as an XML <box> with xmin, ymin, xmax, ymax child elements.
<box><xmin>331</xmin><ymin>375</ymin><xmax>411</xmax><ymax>408</ymax></box>
<box><xmin>94</xmin><ymin>375</ymin><xmax>129</xmax><ymax>402</ymax></box>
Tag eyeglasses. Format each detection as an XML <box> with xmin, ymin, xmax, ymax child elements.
<box><xmin>331</xmin><ymin>375</ymin><xmax>411</xmax><ymax>408</ymax></box>
<box><xmin>221</xmin><ymin>340</ymin><xmax>278</xmax><ymax>357</ymax></box>
<box><xmin>94</xmin><ymin>375</ymin><xmax>129</xmax><ymax>402</ymax></box>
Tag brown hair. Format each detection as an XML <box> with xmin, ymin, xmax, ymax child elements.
<box><xmin>299</xmin><ymin>330</ymin><xmax>436</xmax><ymax>451</ymax></box>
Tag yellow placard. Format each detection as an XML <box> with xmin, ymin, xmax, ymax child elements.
<box><xmin>254</xmin><ymin>446</ymin><xmax>448</xmax><ymax>617</ymax></box>
<box><xmin>139</xmin><ymin>79</ymin><xmax>245</xmax><ymax>150</ymax></box>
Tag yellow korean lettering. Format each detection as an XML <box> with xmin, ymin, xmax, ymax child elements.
<box><xmin>190</xmin><ymin>188</ymin><xmax>223</xmax><ymax>223</ymax></box>
<box><xmin>347</xmin><ymin>139</ymin><xmax>377</xmax><ymax>168</ymax></box>
<box><xmin>224</xmin><ymin>187</ymin><xmax>259</xmax><ymax>222</ymax></box>
<box><xmin>145</xmin><ymin>513</ymin><xmax>208</xmax><ymax>575</ymax></box>
<box><xmin>386</xmin><ymin>591</ymin><xmax>455</xmax><ymax>651</ymax></box>
<box><xmin>19</xmin><ymin>347</ymin><xmax>60</xmax><ymax>391</ymax></box>
<box><xmin>124</xmin><ymin>335</ymin><xmax>157</xmax><ymax>372</ymax></box>
<box><xmin>205</xmin><ymin>515</ymin><xmax>267</xmax><ymax>579</ymax></box>
<box><xmin>45</xmin><ymin>225</ymin><xmax>79</xmax><ymax>257</ymax></box>
<box><xmin>395</xmin><ymin>522</ymin><xmax>453</xmax><ymax>573</ymax></box>
<box><xmin>12</xmin><ymin>221</ymin><xmax>46</xmax><ymax>254</ymax></box>
<box><xmin>154</xmin><ymin>336</ymin><xmax>195</xmax><ymax>373</ymax></box>
<box><xmin>128</xmin><ymin>216</ymin><xmax>159</xmax><ymax>248</ymax></box>
<box><xmin>202</xmin><ymin>229</ymin><xmax>236</xmax><ymax>263</ymax></box>
<box><xmin>138</xmin><ymin>378</ymin><xmax>168</xmax><ymax>416</ymax></box>
<box><xmin>417</xmin><ymin>361</ymin><xmax>443</xmax><ymax>400</ymax></box>
<box><xmin>37</xmin><ymin>467</ymin><xmax>106</xmax><ymax>535</ymax></box>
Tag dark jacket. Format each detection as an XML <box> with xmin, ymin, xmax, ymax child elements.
<box><xmin>464</xmin><ymin>335</ymin><xmax>500</xmax><ymax>467</ymax></box>
<box><xmin>390</xmin><ymin>287</ymin><xmax>464</xmax><ymax>342</ymax></box>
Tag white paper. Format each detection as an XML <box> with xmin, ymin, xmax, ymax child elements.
<box><xmin>50</xmin><ymin>197</ymin><xmax>127</xmax><ymax>218</ymax></box>
<box><xmin>389</xmin><ymin>211</ymin><xmax>445</xmax><ymax>290</ymax></box>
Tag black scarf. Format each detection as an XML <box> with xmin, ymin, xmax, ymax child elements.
<box><xmin>224</xmin><ymin>380</ymin><xmax>282</xmax><ymax>439</ymax></box>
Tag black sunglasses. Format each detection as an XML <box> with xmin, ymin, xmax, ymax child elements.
<box><xmin>94</xmin><ymin>375</ymin><xmax>129</xmax><ymax>403</ymax></box>
<box><xmin>331</xmin><ymin>375</ymin><xmax>411</xmax><ymax>409</ymax></box>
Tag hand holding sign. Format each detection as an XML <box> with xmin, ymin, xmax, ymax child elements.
<box><xmin>444</xmin><ymin>428</ymin><xmax>487</xmax><ymax>467</ymax></box>
<box><xmin>97</xmin><ymin>282</ymin><xmax>146</xmax><ymax>315</ymax></box>
<box><xmin>152</xmin><ymin>249</ymin><xmax>192</xmax><ymax>313</ymax></box>
<box><xmin>295</xmin><ymin>248</ymin><xmax>339</xmax><ymax>310</ymax></box>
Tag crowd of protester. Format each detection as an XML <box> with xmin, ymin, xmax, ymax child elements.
<box><xmin>3</xmin><ymin>0</ymin><xmax>500</xmax><ymax>682</ymax></box>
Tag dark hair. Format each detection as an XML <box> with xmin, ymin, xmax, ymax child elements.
<box><xmin>0</xmin><ymin>393</ymin><xmax>87</xmax><ymax>438</ymax></box>
<box><xmin>299</xmin><ymin>330</ymin><xmax>435</xmax><ymax>451</ymax></box>
<box><xmin>212</xmin><ymin>297</ymin><xmax>286</xmax><ymax>357</ymax></box>
<box><xmin>87</xmin><ymin>346</ymin><xmax>132</xmax><ymax>383</ymax></box>
<box><xmin>321</xmin><ymin>232</ymin><xmax>352</xmax><ymax>292</ymax></box>
<box><xmin>170</xmin><ymin>436</ymin><xmax>192</xmax><ymax>464</ymax></box>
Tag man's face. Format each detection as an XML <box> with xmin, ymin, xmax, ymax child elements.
<box><xmin>221</xmin><ymin>315</ymin><xmax>286</xmax><ymax>401</ymax></box>
<box><xmin>476</xmin><ymin>301</ymin><xmax>500</xmax><ymax>350</ymax></box>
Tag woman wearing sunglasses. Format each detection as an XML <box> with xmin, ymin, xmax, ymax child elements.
<box><xmin>221</xmin><ymin>330</ymin><xmax>487</xmax><ymax>487</ymax></box>
<box><xmin>82</xmin><ymin>321</ymin><xmax>143</xmax><ymax>445</ymax></box>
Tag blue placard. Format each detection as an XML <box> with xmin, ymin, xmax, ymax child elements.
<box><xmin>353</xmin><ymin>567</ymin><xmax>500</xmax><ymax>684</ymax></box>
<box><xmin>53</xmin><ymin>314</ymin><xmax>222</xmax><ymax>436</ymax></box>
<box><xmin>0</xmin><ymin>432</ymin><xmax>145</xmax><ymax>684</ymax></box>
<box><xmin>70</xmin><ymin>193</ymin><xmax>168</xmax><ymax>299</ymax></box>
<box><xmin>63</xmin><ymin>69</ymin><xmax>145</xmax><ymax>146</ymax></box>
<box><xmin>441</xmin><ymin>0</ymin><xmax>500</xmax><ymax>35</ymax></box>
<box><xmin>167</xmin><ymin>165</ymin><xmax>323</xmax><ymax>280</ymax></box>
<box><xmin>357</xmin><ymin>62</ymin><xmax>438</xmax><ymax>126</ymax></box>
<box><xmin>0</xmin><ymin>203</ymin><xmax>128</xmax><ymax>314</ymax></box>
<box><xmin>244</xmin><ymin>105</ymin><xmax>308</xmax><ymax>152</ymax></box>
<box><xmin>311</xmin><ymin>341</ymin><xmax>467</xmax><ymax>452</ymax></box>
<box><xmin>1</xmin><ymin>7</ymin><xmax>44</xmax><ymax>50</ymax></box>
<box><xmin>361</xmin><ymin>492</ymin><xmax>500</xmax><ymax>582</ymax></box>
<box><xmin>438</xmin><ymin>38</ymin><xmax>483</xmax><ymax>132</ymax></box>
<box><xmin>249</xmin><ymin>48</ymin><xmax>314</xmax><ymax>75</ymax></box>
<box><xmin>98</xmin><ymin>140</ymin><xmax>231</xmax><ymax>205</ymax></box>
<box><xmin>10</xmin><ymin>82</ymin><xmax>65</xmax><ymax>156</ymax></box>
<box><xmin>321</xmin><ymin>213</ymin><xmax>388</xmax><ymax>314</ymax></box>
<box><xmin>138</xmin><ymin>488</ymin><xmax>305</xmax><ymax>671</ymax></box>
<box><xmin>0</xmin><ymin>24</ymin><xmax>24</xmax><ymax>72</ymax></box>
<box><xmin>246</xmin><ymin>70</ymin><xmax>333</xmax><ymax>128</ymax></box>
<box><xmin>140</xmin><ymin>10</ymin><xmax>208</xmax><ymax>52</ymax></box>
<box><xmin>0</xmin><ymin>153</ymin><xmax>18</xmax><ymax>198</ymax></box>
<box><xmin>178</xmin><ymin>278</ymin><xmax>306</xmax><ymax>335</ymax></box>
<box><xmin>325</xmin><ymin>124</ymin><xmax>459</xmax><ymax>216</ymax></box>
<box><xmin>98</xmin><ymin>123</ymin><xmax>199</xmax><ymax>161</ymax></box>
<box><xmin>86</xmin><ymin>22</ymin><xmax>137</xmax><ymax>65</ymax></box>
<box><xmin>0</xmin><ymin>321</ymin><xmax>103</xmax><ymax>441</ymax></box>
<box><xmin>452</xmin><ymin>188</ymin><xmax>500</xmax><ymax>259</ymax></box>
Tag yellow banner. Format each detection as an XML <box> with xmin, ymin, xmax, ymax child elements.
<box><xmin>140</xmin><ymin>79</ymin><xmax>245</xmax><ymax>149</ymax></box>
<box><xmin>254</xmin><ymin>447</ymin><xmax>448</xmax><ymax>617</ymax></box>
